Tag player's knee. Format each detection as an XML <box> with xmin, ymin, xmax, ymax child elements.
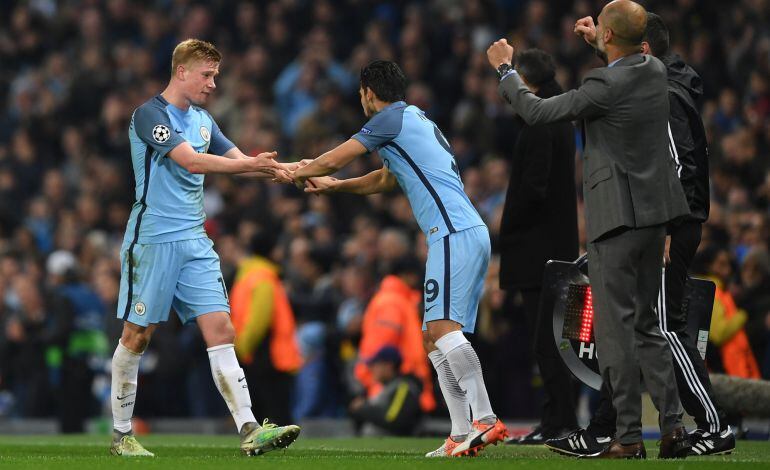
<box><xmin>219</xmin><ymin>320</ymin><xmax>235</xmax><ymax>344</ymax></box>
<box><xmin>422</xmin><ymin>331</ymin><xmax>436</xmax><ymax>353</ymax></box>
<box><xmin>121</xmin><ymin>328</ymin><xmax>151</xmax><ymax>353</ymax></box>
<box><xmin>426</xmin><ymin>320</ymin><xmax>463</xmax><ymax>344</ymax></box>
<box><xmin>208</xmin><ymin>318</ymin><xmax>235</xmax><ymax>346</ymax></box>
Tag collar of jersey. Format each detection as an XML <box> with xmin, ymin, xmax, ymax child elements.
<box><xmin>381</xmin><ymin>100</ymin><xmax>407</xmax><ymax>112</ymax></box>
<box><xmin>155</xmin><ymin>94</ymin><xmax>194</xmax><ymax>115</ymax></box>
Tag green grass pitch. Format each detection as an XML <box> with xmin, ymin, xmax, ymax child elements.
<box><xmin>1</xmin><ymin>435</ymin><xmax>769</xmax><ymax>469</ymax></box>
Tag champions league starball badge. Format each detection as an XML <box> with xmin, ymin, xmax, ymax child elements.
<box><xmin>152</xmin><ymin>125</ymin><xmax>171</xmax><ymax>143</ymax></box>
<box><xmin>544</xmin><ymin>255</ymin><xmax>715</xmax><ymax>390</ymax></box>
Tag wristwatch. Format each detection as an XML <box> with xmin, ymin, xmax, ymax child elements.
<box><xmin>496</xmin><ymin>62</ymin><xmax>513</xmax><ymax>79</ymax></box>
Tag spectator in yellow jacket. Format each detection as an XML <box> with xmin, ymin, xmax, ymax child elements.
<box><xmin>693</xmin><ymin>245</ymin><xmax>760</xmax><ymax>379</ymax></box>
<box><xmin>230</xmin><ymin>229</ymin><xmax>303</xmax><ymax>424</ymax></box>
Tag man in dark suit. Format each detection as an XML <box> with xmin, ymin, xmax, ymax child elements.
<box><xmin>498</xmin><ymin>49</ymin><xmax>579</xmax><ymax>445</ymax></box>
<box><xmin>546</xmin><ymin>12</ymin><xmax>735</xmax><ymax>458</ymax></box>
<box><xmin>487</xmin><ymin>0</ymin><xmax>691</xmax><ymax>459</ymax></box>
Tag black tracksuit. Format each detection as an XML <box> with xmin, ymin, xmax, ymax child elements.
<box><xmin>589</xmin><ymin>54</ymin><xmax>727</xmax><ymax>436</ymax></box>
<box><xmin>499</xmin><ymin>79</ymin><xmax>579</xmax><ymax>432</ymax></box>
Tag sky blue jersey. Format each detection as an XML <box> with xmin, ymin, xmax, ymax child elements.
<box><xmin>351</xmin><ymin>101</ymin><xmax>485</xmax><ymax>245</ymax></box>
<box><xmin>124</xmin><ymin>95</ymin><xmax>235</xmax><ymax>246</ymax></box>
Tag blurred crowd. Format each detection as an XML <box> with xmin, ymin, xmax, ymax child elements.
<box><xmin>1</xmin><ymin>0</ymin><xmax>769</xmax><ymax>431</ymax></box>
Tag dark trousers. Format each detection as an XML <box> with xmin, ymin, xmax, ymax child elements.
<box><xmin>588</xmin><ymin>225</ymin><xmax>683</xmax><ymax>444</ymax></box>
<box><xmin>520</xmin><ymin>288</ymin><xmax>578</xmax><ymax>431</ymax></box>
<box><xmin>588</xmin><ymin>222</ymin><xmax>727</xmax><ymax>437</ymax></box>
<box><xmin>245</xmin><ymin>350</ymin><xmax>293</xmax><ymax>426</ymax></box>
<box><xmin>58</xmin><ymin>357</ymin><xmax>94</xmax><ymax>433</ymax></box>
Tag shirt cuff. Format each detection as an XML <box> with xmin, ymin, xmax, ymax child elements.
<box><xmin>500</xmin><ymin>69</ymin><xmax>518</xmax><ymax>82</ymax></box>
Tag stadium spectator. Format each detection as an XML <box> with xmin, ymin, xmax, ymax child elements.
<box><xmin>4</xmin><ymin>273</ymin><xmax>73</xmax><ymax>419</ymax></box>
<box><xmin>693</xmin><ymin>245</ymin><xmax>761</xmax><ymax>379</ymax></box>
<box><xmin>354</xmin><ymin>256</ymin><xmax>435</xmax><ymax>414</ymax></box>
<box><xmin>286</xmin><ymin>241</ymin><xmax>340</xmax><ymax>420</ymax></box>
<box><xmin>230</xmin><ymin>228</ymin><xmax>302</xmax><ymax>425</ymax></box>
<box><xmin>47</xmin><ymin>250</ymin><xmax>108</xmax><ymax>432</ymax></box>
<box><xmin>349</xmin><ymin>345</ymin><xmax>422</xmax><ymax>436</ymax></box>
<box><xmin>735</xmin><ymin>247</ymin><xmax>770</xmax><ymax>379</ymax></box>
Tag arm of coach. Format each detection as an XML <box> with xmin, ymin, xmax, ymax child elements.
<box><xmin>498</xmin><ymin>69</ymin><xmax>612</xmax><ymax>125</ymax></box>
<box><xmin>487</xmin><ymin>39</ymin><xmax>690</xmax><ymax>243</ymax></box>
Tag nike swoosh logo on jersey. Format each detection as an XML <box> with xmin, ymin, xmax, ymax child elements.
<box><xmin>238</xmin><ymin>376</ymin><xmax>246</xmax><ymax>382</ymax></box>
<box><xmin>116</xmin><ymin>393</ymin><xmax>136</xmax><ymax>400</ymax></box>
<box><xmin>426</xmin><ymin>305</ymin><xmax>437</xmax><ymax>313</ymax></box>
<box><xmin>175</xmin><ymin>129</ymin><xmax>182</xmax><ymax>134</ymax></box>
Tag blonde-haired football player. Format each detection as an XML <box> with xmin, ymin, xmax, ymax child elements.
<box><xmin>110</xmin><ymin>39</ymin><xmax>300</xmax><ymax>457</ymax></box>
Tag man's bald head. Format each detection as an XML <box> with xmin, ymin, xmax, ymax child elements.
<box><xmin>600</xmin><ymin>0</ymin><xmax>647</xmax><ymax>49</ymax></box>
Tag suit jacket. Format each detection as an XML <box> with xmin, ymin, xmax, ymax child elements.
<box><xmin>499</xmin><ymin>54</ymin><xmax>689</xmax><ymax>242</ymax></box>
<box><xmin>499</xmin><ymin>80</ymin><xmax>579</xmax><ymax>289</ymax></box>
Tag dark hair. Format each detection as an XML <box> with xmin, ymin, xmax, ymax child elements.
<box><xmin>308</xmin><ymin>246</ymin><xmax>335</xmax><ymax>273</ymax></box>
<box><xmin>643</xmin><ymin>12</ymin><xmax>669</xmax><ymax>57</ymax></box>
<box><xmin>248</xmin><ymin>227</ymin><xmax>279</xmax><ymax>258</ymax></box>
<box><xmin>360</xmin><ymin>60</ymin><xmax>407</xmax><ymax>103</ymax></box>
<box><xmin>691</xmin><ymin>244</ymin><xmax>726</xmax><ymax>276</ymax></box>
<box><xmin>515</xmin><ymin>49</ymin><xmax>556</xmax><ymax>88</ymax></box>
<box><xmin>388</xmin><ymin>256</ymin><xmax>423</xmax><ymax>277</ymax></box>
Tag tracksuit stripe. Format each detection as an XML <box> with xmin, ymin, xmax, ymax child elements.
<box><xmin>668</xmin><ymin>122</ymin><xmax>682</xmax><ymax>177</ymax></box>
<box><xmin>657</xmin><ymin>269</ymin><xmax>721</xmax><ymax>432</ymax></box>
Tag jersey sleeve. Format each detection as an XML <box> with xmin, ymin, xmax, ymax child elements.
<box><xmin>132</xmin><ymin>104</ymin><xmax>186</xmax><ymax>157</ymax></box>
<box><xmin>351</xmin><ymin>107</ymin><xmax>403</xmax><ymax>152</ymax></box>
<box><xmin>208</xmin><ymin>116</ymin><xmax>236</xmax><ymax>156</ymax></box>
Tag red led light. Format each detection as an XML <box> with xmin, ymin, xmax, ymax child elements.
<box><xmin>580</xmin><ymin>287</ymin><xmax>594</xmax><ymax>342</ymax></box>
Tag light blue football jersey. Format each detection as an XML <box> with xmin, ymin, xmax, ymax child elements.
<box><xmin>124</xmin><ymin>95</ymin><xmax>235</xmax><ymax>246</ymax></box>
<box><xmin>351</xmin><ymin>101</ymin><xmax>485</xmax><ymax>245</ymax></box>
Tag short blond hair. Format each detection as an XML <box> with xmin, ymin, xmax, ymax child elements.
<box><xmin>171</xmin><ymin>39</ymin><xmax>222</xmax><ymax>76</ymax></box>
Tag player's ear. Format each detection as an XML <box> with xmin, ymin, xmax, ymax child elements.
<box><xmin>365</xmin><ymin>87</ymin><xmax>376</xmax><ymax>103</ymax></box>
<box><xmin>176</xmin><ymin>64</ymin><xmax>186</xmax><ymax>81</ymax></box>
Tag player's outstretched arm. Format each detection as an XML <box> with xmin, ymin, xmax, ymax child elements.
<box><xmin>304</xmin><ymin>166</ymin><xmax>397</xmax><ymax>196</ymax></box>
<box><xmin>292</xmin><ymin>139</ymin><xmax>367</xmax><ymax>185</ymax></box>
<box><xmin>168</xmin><ymin>142</ymin><xmax>285</xmax><ymax>177</ymax></box>
<box><xmin>220</xmin><ymin>147</ymin><xmax>293</xmax><ymax>182</ymax></box>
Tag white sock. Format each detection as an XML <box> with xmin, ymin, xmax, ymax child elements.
<box><xmin>428</xmin><ymin>349</ymin><xmax>471</xmax><ymax>438</ymax></box>
<box><xmin>207</xmin><ymin>343</ymin><xmax>256</xmax><ymax>432</ymax></box>
<box><xmin>435</xmin><ymin>331</ymin><xmax>496</xmax><ymax>424</ymax></box>
<box><xmin>111</xmin><ymin>340</ymin><xmax>142</xmax><ymax>433</ymax></box>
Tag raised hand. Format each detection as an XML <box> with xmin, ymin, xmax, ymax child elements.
<box><xmin>486</xmin><ymin>38</ymin><xmax>515</xmax><ymax>70</ymax></box>
<box><xmin>574</xmin><ymin>16</ymin><xmax>598</xmax><ymax>48</ymax></box>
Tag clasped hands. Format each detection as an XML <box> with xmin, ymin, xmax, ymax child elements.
<box><xmin>256</xmin><ymin>154</ymin><xmax>336</xmax><ymax>194</ymax></box>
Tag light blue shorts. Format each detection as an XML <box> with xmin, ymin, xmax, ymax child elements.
<box><xmin>117</xmin><ymin>237</ymin><xmax>230</xmax><ymax>327</ymax></box>
<box><xmin>423</xmin><ymin>225</ymin><xmax>491</xmax><ymax>333</ymax></box>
